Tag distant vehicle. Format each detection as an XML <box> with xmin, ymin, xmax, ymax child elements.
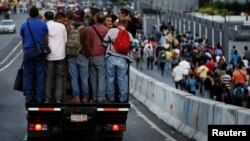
<box><xmin>230</xmin><ymin>25</ymin><xmax>250</xmax><ymax>41</ymax></box>
<box><xmin>0</xmin><ymin>19</ymin><xmax>16</xmax><ymax>33</ymax></box>
<box><xmin>40</xmin><ymin>8</ymin><xmax>56</xmax><ymax>16</ymax></box>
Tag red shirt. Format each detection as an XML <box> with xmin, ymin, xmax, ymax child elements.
<box><xmin>88</xmin><ymin>23</ymin><xmax>109</xmax><ymax>56</ymax></box>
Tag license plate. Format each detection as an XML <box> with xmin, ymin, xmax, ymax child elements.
<box><xmin>71</xmin><ymin>114</ymin><xmax>88</xmax><ymax>122</ymax></box>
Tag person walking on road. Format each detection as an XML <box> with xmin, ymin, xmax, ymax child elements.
<box><xmin>172</xmin><ymin>63</ymin><xmax>184</xmax><ymax>90</ymax></box>
<box><xmin>20</xmin><ymin>7</ymin><xmax>48</xmax><ymax>103</ymax></box>
<box><xmin>144</xmin><ymin>40</ymin><xmax>154</xmax><ymax>70</ymax></box>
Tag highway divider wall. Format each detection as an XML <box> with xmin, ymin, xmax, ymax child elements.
<box><xmin>129</xmin><ymin>67</ymin><xmax>250</xmax><ymax>141</ymax></box>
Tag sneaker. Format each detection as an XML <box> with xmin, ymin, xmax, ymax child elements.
<box><xmin>70</xmin><ymin>98</ymin><xmax>80</xmax><ymax>103</ymax></box>
<box><xmin>81</xmin><ymin>96</ymin><xmax>89</xmax><ymax>103</ymax></box>
<box><xmin>44</xmin><ymin>100</ymin><xmax>49</xmax><ymax>104</ymax></box>
<box><xmin>56</xmin><ymin>100</ymin><xmax>61</xmax><ymax>104</ymax></box>
<box><xmin>119</xmin><ymin>100</ymin><xmax>127</xmax><ymax>103</ymax></box>
<box><xmin>98</xmin><ymin>99</ymin><xmax>111</xmax><ymax>104</ymax></box>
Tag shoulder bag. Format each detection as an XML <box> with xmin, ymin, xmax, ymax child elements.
<box><xmin>92</xmin><ymin>26</ymin><xmax>104</xmax><ymax>42</ymax></box>
<box><xmin>13</xmin><ymin>62</ymin><xmax>23</xmax><ymax>92</ymax></box>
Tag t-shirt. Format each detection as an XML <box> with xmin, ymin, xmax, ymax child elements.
<box><xmin>20</xmin><ymin>18</ymin><xmax>48</xmax><ymax>48</ymax></box>
<box><xmin>232</xmin><ymin>69</ymin><xmax>247</xmax><ymax>85</ymax></box>
<box><xmin>222</xmin><ymin>74</ymin><xmax>231</xmax><ymax>90</ymax></box>
<box><xmin>197</xmin><ymin>65</ymin><xmax>209</xmax><ymax>78</ymax></box>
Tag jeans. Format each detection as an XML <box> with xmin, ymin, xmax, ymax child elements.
<box><xmin>175</xmin><ymin>80</ymin><xmax>183</xmax><ymax>90</ymax></box>
<box><xmin>165</xmin><ymin>62</ymin><xmax>171</xmax><ymax>74</ymax></box>
<box><xmin>89</xmin><ymin>55</ymin><xmax>106</xmax><ymax>101</ymax></box>
<box><xmin>203</xmin><ymin>90</ymin><xmax>210</xmax><ymax>99</ymax></box>
<box><xmin>68</xmin><ymin>54</ymin><xmax>89</xmax><ymax>98</ymax></box>
<box><xmin>147</xmin><ymin>56</ymin><xmax>154</xmax><ymax>70</ymax></box>
<box><xmin>106</xmin><ymin>56</ymin><xmax>128</xmax><ymax>102</ymax></box>
<box><xmin>136</xmin><ymin>58</ymin><xmax>142</xmax><ymax>70</ymax></box>
<box><xmin>23</xmin><ymin>48</ymin><xmax>46</xmax><ymax>102</ymax></box>
<box><xmin>159</xmin><ymin>62</ymin><xmax>165</xmax><ymax>76</ymax></box>
<box><xmin>45</xmin><ymin>59</ymin><xmax>65</xmax><ymax>101</ymax></box>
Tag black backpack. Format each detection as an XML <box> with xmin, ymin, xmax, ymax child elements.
<box><xmin>158</xmin><ymin>50</ymin><xmax>166</xmax><ymax>62</ymax></box>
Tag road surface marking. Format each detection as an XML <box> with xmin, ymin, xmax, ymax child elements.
<box><xmin>130</xmin><ymin>102</ymin><xmax>177</xmax><ymax>141</ymax></box>
<box><xmin>0</xmin><ymin>41</ymin><xmax>21</xmax><ymax>65</ymax></box>
<box><xmin>0</xmin><ymin>42</ymin><xmax>22</xmax><ymax>72</ymax></box>
<box><xmin>23</xmin><ymin>133</ymin><xmax>27</xmax><ymax>141</ymax></box>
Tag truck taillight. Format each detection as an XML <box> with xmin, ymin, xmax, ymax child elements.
<box><xmin>28</xmin><ymin>123</ymin><xmax>48</xmax><ymax>131</ymax></box>
<box><xmin>105</xmin><ymin>124</ymin><xmax>126</xmax><ymax>131</ymax></box>
<box><xmin>112</xmin><ymin>124</ymin><xmax>120</xmax><ymax>131</ymax></box>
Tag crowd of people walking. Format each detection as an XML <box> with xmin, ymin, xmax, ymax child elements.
<box><xmin>131</xmin><ymin>21</ymin><xmax>250</xmax><ymax>108</ymax></box>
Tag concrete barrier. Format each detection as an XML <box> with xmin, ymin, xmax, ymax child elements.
<box><xmin>129</xmin><ymin>67</ymin><xmax>137</xmax><ymax>95</ymax></box>
<box><xmin>178</xmin><ymin>96</ymin><xmax>222</xmax><ymax>141</ymax></box>
<box><xmin>167</xmin><ymin>90</ymin><xmax>193</xmax><ymax>130</ymax></box>
<box><xmin>129</xmin><ymin>66</ymin><xmax>250</xmax><ymax>141</ymax></box>
<box><xmin>213</xmin><ymin>103</ymin><xmax>244</xmax><ymax>124</ymax></box>
<box><xmin>137</xmin><ymin>75</ymin><xmax>150</xmax><ymax>103</ymax></box>
<box><xmin>129</xmin><ymin>67</ymin><xmax>136</xmax><ymax>95</ymax></box>
<box><xmin>145</xmin><ymin>80</ymin><xmax>167</xmax><ymax>120</ymax></box>
<box><xmin>236</xmin><ymin>109</ymin><xmax>250</xmax><ymax>124</ymax></box>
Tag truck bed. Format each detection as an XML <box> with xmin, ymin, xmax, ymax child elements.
<box><xmin>25</xmin><ymin>64</ymin><xmax>131</xmax><ymax>141</ymax></box>
<box><xmin>26</xmin><ymin>102</ymin><xmax>130</xmax><ymax>141</ymax></box>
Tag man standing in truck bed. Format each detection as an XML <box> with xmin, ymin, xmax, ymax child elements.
<box><xmin>86</xmin><ymin>12</ymin><xmax>109</xmax><ymax>102</ymax></box>
<box><xmin>67</xmin><ymin>10</ymin><xmax>90</xmax><ymax>103</ymax></box>
<box><xmin>103</xmin><ymin>17</ymin><xmax>133</xmax><ymax>103</ymax></box>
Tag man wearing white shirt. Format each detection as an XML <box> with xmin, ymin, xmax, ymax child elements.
<box><xmin>144</xmin><ymin>40</ymin><xmax>154</xmax><ymax>70</ymax></box>
<box><xmin>44</xmin><ymin>11</ymin><xmax>67</xmax><ymax>103</ymax></box>
<box><xmin>172</xmin><ymin>63</ymin><xmax>184</xmax><ymax>90</ymax></box>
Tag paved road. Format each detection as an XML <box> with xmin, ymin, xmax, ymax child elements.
<box><xmin>131</xmin><ymin>59</ymin><xmax>175</xmax><ymax>88</ymax></box>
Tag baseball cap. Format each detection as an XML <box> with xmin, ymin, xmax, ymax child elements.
<box><xmin>73</xmin><ymin>9</ymin><xmax>85</xmax><ymax>20</ymax></box>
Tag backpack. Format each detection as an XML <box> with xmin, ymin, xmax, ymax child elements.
<box><xmin>65</xmin><ymin>25</ymin><xmax>84</xmax><ymax>56</ymax></box>
<box><xmin>158</xmin><ymin>50</ymin><xmax>166</xmax><ymax>62</ymax></box>
<box><xmin>230</xmin><ymin>54</ymin><xmax>238</xmax><ymax>65</ymax></box>
<box><xmin>113</xmin><ymin>28</ymin><xmax>130</xmax><ymax>55</ymax></box>
<box><xmin>214</xmin><ymin>76</ymin><xmax>222</xmax><ymax>87</ymax></box>
<box><xmin>234</xmin><ymin>87</ymin><xmax>244</xmax><ymax>101</ymax></box>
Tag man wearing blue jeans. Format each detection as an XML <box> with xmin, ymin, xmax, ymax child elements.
<box><xmin>67</xmin><ymin>10</ymin><xmax>89</xmax><ymax>103</ymax></box>
<box><xmin>20</xmin><ymin>7</ymin><xmax>48</xmax><ymax>103</ymax></box>
<box><xmin>103</xmin><ymin>17</ymin><xmax>133</xmax><ymax>103</ymax></box>
<box><xmin>87</xmin><ymin>12</ymin><xmax>108</xmax><ymax>102</ymax></box>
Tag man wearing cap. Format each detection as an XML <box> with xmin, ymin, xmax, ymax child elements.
<box><xmin>67</xmin><ymin>10</ymin><xmax>90</xmax><ymax>103</ymax></box>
